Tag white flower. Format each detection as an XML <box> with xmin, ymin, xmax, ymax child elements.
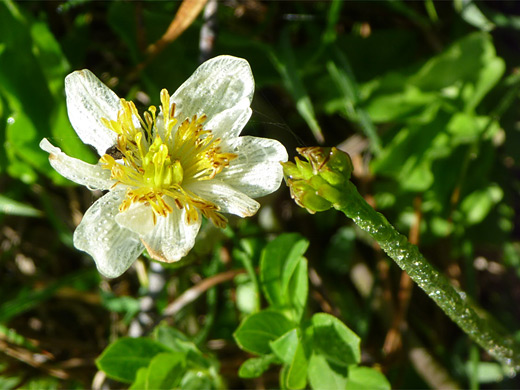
<box><xmin>40</xmin><ymin>56</ymin><xmax>288</xmax><ymax>278</ymax></box>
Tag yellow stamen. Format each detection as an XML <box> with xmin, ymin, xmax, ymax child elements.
<box><xmin>99</xmin><ymin>89</ymin><xmax>237</xmax><ymax>227</ymax></box>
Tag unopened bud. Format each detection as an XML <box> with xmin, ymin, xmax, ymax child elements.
<box><xmin>282</xmin><ymin>147</ymin><xmax>354</xmax><ymax>213</ymax></box>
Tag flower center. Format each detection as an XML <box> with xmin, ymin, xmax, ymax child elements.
<box><xmin>99</xmin><ymin>89</ymin><xmax>237</xmax><ymax>227</ymax></box>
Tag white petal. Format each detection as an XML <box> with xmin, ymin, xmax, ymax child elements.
<box><xmin>73</xmin><ymin>190</ymin><xmax>144</xmax><ymax>278</ymax></box>
<box><xmin>141</xmin><ymin>203</ymin><xmax>201</xmax><ymax>263</ymax></box>
<box><xmin>217</xmin><ymin>136</ymin><xmax>288</xmax><ymax>198</ymax></box>
<box><xmin>65</xmin><ymin>69</ymin><xmax>121</xmax><ymax>156</ymax></box>
<box><xmin>40</xmin><ymin>138</ymin><xmax>113</xmax><ymax>190</ymax></box>
<box><xmin>186</xmin><ymin>180</ymin><xmax>260</xmax><ymax>217</ymax></box>
<box><xmin>171</xmin><ymin>56</ymin><xmax>254</xmax><ymax>126</ymax></box>
<box><xmin>204</xmin><ymin>98</ymin><xmax>252</xmax><ymax>139</ymax></box>
<box><xmin>115</xmin><ymin>202</ymin><xmax>155</xmax><ymax>236</ymax></box>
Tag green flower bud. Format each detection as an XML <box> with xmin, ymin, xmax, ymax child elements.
<box><xmin>288</xmin><ymin>179</ymin><xmax>333</xmax><ymax>214</ymax></box>
<box><xmin>282</xmin><ymin>147</ymin><xmax>354</xmax><ymax>213</ymax></box>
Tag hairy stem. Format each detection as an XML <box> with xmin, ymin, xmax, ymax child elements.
<box><xmin>339</xmin><ymin>181</ymin><xmax>520</xmax><ymax>373</ymax></box>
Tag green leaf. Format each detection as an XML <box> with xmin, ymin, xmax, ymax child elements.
<box><xmin>270</xmin><ymin>328</ymin><xmax>308</xmax><ymax>389</ymax></box>
<box><xmin>145</xmin><ymin>353</ymin><xmax>185</xmax><ymax>390</ymax></box>
<box><xmin>179</xmin><ymin>370</ymin><xmax>213</xmax><ymax>390</ymax></box>
<box><xmin>129</xmin><ymin>368</ymin><xmax>148</xmax><ymax>390</ymax></box>
<box><xmin>96</xmin><ymin>337</ymin><xmax>172</xmax><ymax>383</ymax></box>
<box><xmin>307</xmin><ymin>352</ymin><xmax>348</xmax><ymax>390</ymax></box>
<box><xmin>260</xmin><ymin>233</ymin><xmax>309</xmax><ymax>315</ymax></box>
<box><xmin>238</xmin><ymin>354</ymin><xmax>278</xmax><ymax>379</ymax></box>
<box><xmin>311</xmin><ymin>313</ymin><xmax>360</xmax><ymax>367</ymax></box>
<box><xmin>0</xmin><ymin>1</ymin><xmax>74</xmax><ymax>183</ymax></box>
<box><xmin>0</xmin><ymin>195</ymin><xmax>42</xmax><ymax>217</ymax></box>
<box><xmin>233</xmin><ymin>310</ymin><xmax>295</xmax><ymax>355</ymax></box>
<box><xmin>153</xmin><ymin>326</ymin><xmax>210</xmax><ymax>370</ymax></box>
<box><xmin>371</xmin><ymin>112</ymin><xmax>449</xmax><ymax>192</ymax></box>
<box><xmin>460</xmin><ymin>184</ymin><xmax>503</xmax><ymax>225</ymax></box>
<box><xmin>345</xmin><ymin>366</ymin><xmax>390</xmax><ymax>390</ymax></box>
<box><xmin>364</xmin><ymin>85</ymin><xmax>439</xmax><ymax>123</ymax></box>
<box><xmin>154</xmin><ymin>326</ymin><xmax>191</xmax><ymax>352</ymax></box>
<box><xmin>284</xmin><ymin>340</ymin><xmax>308</xmax><ymax>390</ymax></box>
<box><xmin>270</xmin><ymin>329</ymin><xmax>300</xmax><ymax>365</ymax></box>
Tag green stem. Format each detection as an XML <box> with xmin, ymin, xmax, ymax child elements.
<box><xmin>338</xmin><ymin>181</ymin><xmax>520</xmax><ymax>373</ymax></box>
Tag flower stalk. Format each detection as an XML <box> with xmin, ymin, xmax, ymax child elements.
<box><xmin>283</xmin><ymin>146</ymin><xmax>520</xmax><ymax>373</ymax></box>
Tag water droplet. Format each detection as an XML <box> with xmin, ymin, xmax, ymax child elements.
<box><xmin>7</xmin><ymin>117</ymin><xmax>15</xmax><ymax>125</ymax></box>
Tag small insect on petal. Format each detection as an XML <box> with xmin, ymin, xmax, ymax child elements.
<box><xmin>105</xmin><ymin>144</ymin><xmax>124</xmax><ymax>160</ymax></box>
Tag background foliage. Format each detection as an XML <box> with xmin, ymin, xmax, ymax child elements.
<box><xmin>1</xmin><ymin>0</ymin><xmax>520</xmax><ymax>388</ymax></box>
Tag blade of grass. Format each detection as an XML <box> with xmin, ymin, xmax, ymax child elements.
<box><xmin>269</xmin><ymin>29</ymin><xmax>325</xmax><ymax>144</ymax></box>
<box><xmin>327</xmin><ymin>48</ymin><xmax>382</xmax><ymax>155</ymax></box>
<box><xmin>0</xmin><ymin>194</ymin><xmax>42</xmax><ymax>217</ymax></box>
<box><xmin>0</xmin><ymin>269</ymin><xmax>96</xmax><ymax>322</ymax></box>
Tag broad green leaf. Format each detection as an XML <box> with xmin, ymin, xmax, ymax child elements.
<box><xmin>238</xmin><ymin>354</ymin><xmax>278</xmax><ymax>379</ymax></box>
<box><xmin>307</xmin><ymin>352</ymin><xmax>348</xmax><ymax>390</ymax></box>
<box><xmin>363</xmin><ymin>32</ymin><xmax>504</xmax><ymax>121</ymax></box>
<box><xmin>233</xmin><ymin>310</ymin><xmax>295</xmax><ymax>355</ymax></box>
<box><xmin>154</xmin><ymin>326</ymin><xmax>191</xmax><ymax>352</ymax></box>
<box><xmin>363</xmin><ymin>85</ymin><xmax>439</xmax><ymax>123</ymax></box>
<box><xmin>179</xmin><ymin>370</ymin><xmax>213</xmax><ymax>390</ymax></box>
<box><xmin>284</xmin><ymin>340</ymin><xmax>308</xmax><ymax>390</ymax></box>
<box><xmin>284</xmin><ymin>256</ymin><xmax>308</xmax><ymax>322</ymax></box>
<box><xmin>0</xmin><ymin>1</ymin><xmax>74</xmax><ymax>183</ymax></box>
<box><xmin>129</xmin><ymin>368</ymin><xmax>148</xmax><ymax>390</ymax></box>
<box><xmin>0</xmin><ymin>195</ymin><xmax>42</xmax><ymax>217</ymax></box>
<box><xmin>312</xmin><ymin>313</ymin><xmax>360</xmax><ymax>367</ymax></box>
<box><xmin>371</xmin><ymin>125</ymin><xmax>436</xmax><ymax>192</ymax></box>
<box><xmin>463</xmin><ymin>56</ymin><xmax>504</xmax><ymax>112</ymax></box>
<box><xmin>460</xmin><ymin>184</ymin><xmax>503</xmax><ymax>225</ymax></box>
<box><xmin>153</xmin><ymin>326</ymin><xmax>209</xmax><ymax>370</ymax></box>
<box><xmin>96</xmin><ymin>337</ymin><xmax>172</xmax><ymax>383</ymax></box>
<box><xmin>345</xmin><ymin>366</ymin><xmax>390</xmax><ymax>390</ymax></box>
<box><xmin>270</xmin><ymin>329</ymin><xmax>300</xmax><ymax>365</ymax></box>
<box><xmin>145</xmin><ymin>353</ymin><xmax>184</xmax><ymax>390</ymax></box>
<box><xmin>410</xmin><ymin>32</ymin><xmax>500</xmax><ymax>93</ymax></box>
<box><xmin>260</xmin><ymin>233</ymin><xmax>309</xmax><ymax>311</ymax></box>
